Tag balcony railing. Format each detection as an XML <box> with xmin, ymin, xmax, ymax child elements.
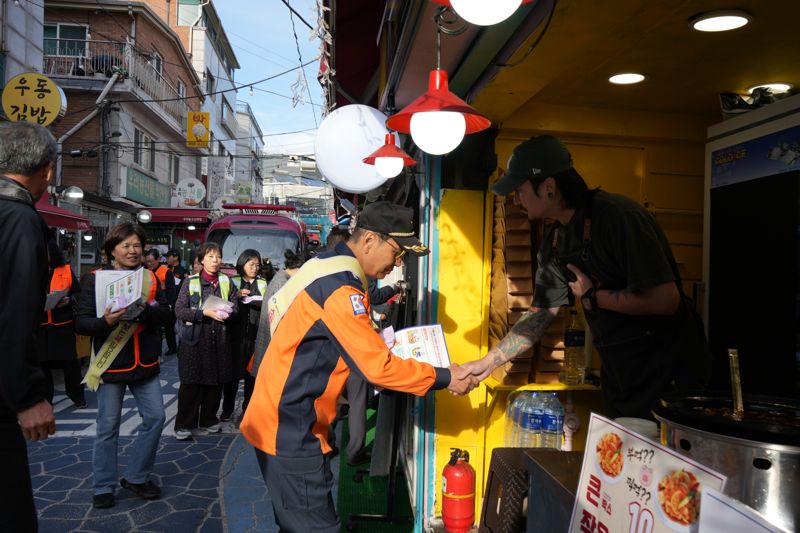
<box><xmin>43</xmin><ymin>39</ymin><xmax>188</xmax><ymax>128</ymax></box>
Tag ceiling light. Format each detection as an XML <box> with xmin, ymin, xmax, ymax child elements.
<box><xmin>187</xmin><ymin>225</ymin><xmax>196</xmax><ymax>231</ymax></box>
<box><xmin>363</xmin><ymin>133</ymin><xmax>416</xmax><ymax>179</ymax></box>
<box><xmin>83</xmin><ymin>234</ymin><xmax>93</xmax><ymax>241</ymax></box>
<box><xmin>689</xmin><ymin>10</ymin><xmax>752</xmax><ymax>32</ymax></box>
<box><xmin>747</xmin><ymin>83</ymin><xmax>793</xmax><ymax>94</ymax></box>
<box><xmin>181</xmin><ymin>239</ymin><xmax>187</xmax><ymax>244</ymax></box>
<box><xmin>386</xmin><ymin>70</ymin><xmax>490</xmax><ymax>155</ymax></box>
<box><xmin>608</xmin><ymin>73</ymin><xmax>646</xmax><ymax>85</ymax></box>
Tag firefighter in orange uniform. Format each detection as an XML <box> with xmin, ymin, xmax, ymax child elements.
<box><xmin>37</xmin><ymin>236</ymin><xmax>85</xmax><ymax>408</ymax></box>
<box><xmin>240</xmin><ymin>201</ymin><xmax>477</xmax><ymax>532</ymax></box>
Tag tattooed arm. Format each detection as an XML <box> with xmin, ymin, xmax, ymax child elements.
<box><xmin>458</xmin><ymin>306</ymin><xmax>560</xmax><ymax>381</ymax></box>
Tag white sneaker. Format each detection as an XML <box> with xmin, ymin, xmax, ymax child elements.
<box><xmin>175</xmin><ymin>429</ymin><xmax>192</xmax><ymax>440</ymax></box>
<box><xmin>204</xmin><ymin>424</ymin><xmax>221</xmax><ymax>433</ymax></box>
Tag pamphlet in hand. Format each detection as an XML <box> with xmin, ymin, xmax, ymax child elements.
<box><xmin>241</xmin><ymin>295</ymin><xmax>263</xmax><ymax>305</ymax></box>
<box><xmin>383</xmin><ymin>324</ymin><xmax>451</xmax><ymax>368</ymax></box>
<box><xmin>44</xmin><ymin>288</ymin><xmax>70</xmax><ymax>312</ymax></box>
<box><xmin>94</xmin><ymin>268</ymin><xmax>144</xmax><ymax>319</ymax></box>
<box><xmin>202</xmin><ymin>294</ymin><xmax>234</xmax><ymax>319</ymax></box>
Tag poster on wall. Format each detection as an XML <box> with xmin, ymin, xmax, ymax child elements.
<box><xmin>173</xmin><ymin>177</ymin><xmax>206</xmax><ymax>207</ymax></box>
<box><xmin>233</xmin><ymin>181</ymin><xmax>252</xmax><ymax>203</ymax></box>
<box><xmin>711</xmin><ymin>124</ymin><xmax>800</xmax><ymax>188</ymax></box>
<box><xmin>569</xmin><ymin>414</ymin><xmax>726</xmax><ymax>533</ymax></box>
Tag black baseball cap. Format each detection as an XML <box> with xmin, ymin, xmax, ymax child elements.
<box><xmin>355</xmin><ymin>201</ymin><xmax>430</xmax><ymax>256</ymax></box>
<box><xmin>492</xmin><ymin>135</ymin><xmax>580</xmax><ymax>196</ymax></box>
<box><xmin>166</xmin><ymin>248</ymin><xmax>180</xmax><ymax>257</ymax></box>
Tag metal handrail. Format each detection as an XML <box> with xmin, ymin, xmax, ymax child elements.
<box><xmin>43</xmin><ymin>39</ymin><xmax>188</xmax><ymax>127</ymax></box>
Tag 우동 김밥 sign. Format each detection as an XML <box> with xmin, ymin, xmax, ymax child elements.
<box><xmin>569</xmin><ymin>414</ymin><xmax>727</xmax><ymax>533</ymax></box>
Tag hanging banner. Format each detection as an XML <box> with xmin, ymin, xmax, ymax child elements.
<box><xmin>1</xmin><ymin>73</ymin><xmax>67</xmax><ymax>126</ymax></box>
<box><xmin>569</xmin><ymin>414</ymin><xmax>726</xmax><ymax>533</ymax></box>
<box><xmin>206</xmin><ymin>156</ymin><xmax>226</xmax><ymax>205</ymax></box>
<box><xmin>187</xmin><ymin>111</ymin><xmax>210</xmax><ymax>148</ymax></box>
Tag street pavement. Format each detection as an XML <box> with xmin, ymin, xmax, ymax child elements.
<box><xmin>27</xmin><ymin>354</ymin><xmax>340</xmax><ymax>532</ymax></box>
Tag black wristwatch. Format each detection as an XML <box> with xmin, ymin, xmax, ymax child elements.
<box><xmin>581</xmin><ymin>287</ymin><xmax>598</xmax><ymax>311</ymax></box>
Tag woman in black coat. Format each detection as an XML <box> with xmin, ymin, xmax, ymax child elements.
<box><xmin>222</xmin><ymin>249</ymin><xmax>267</xmax><ymax>420</ymax></box>
<box><xmin>173</xmin><ymin>242</ymin><xmax>238</xmax><ymax>440</ymax></box>
<box><xmin>37</xmin><ymin>237</ymin><xmax>85</xmax><ymax>407</ymax></box>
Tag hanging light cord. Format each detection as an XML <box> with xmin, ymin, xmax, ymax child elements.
<box><xmin>432</xmin><ymin>7</ymin><xmax>468</xmax><ymax>70</ymax></box>
<box><xmin>497</xmin><ymin>0</ymin><xmax>559</xmax><ymax>68</ymax></box>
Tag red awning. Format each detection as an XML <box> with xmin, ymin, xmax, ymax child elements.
<box><xmin>36</xmin><ymin>200</ymin><xmax>91</xmax><ymax>231</ymax></box>
<box><xmin>144</xmin><ymin>208</ymin><xmax>211</xmax><ymax>224</ymax></box>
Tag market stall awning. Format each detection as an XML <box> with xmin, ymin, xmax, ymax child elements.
<box><xmin>142</xmin><ymin>208</ymin><xmax>211</xmax><ymax>224</ymax></box>
<box><xmin>36</xmin><ymin>202</ymin><xmax>91</xmax><ymax>231</ymax></box>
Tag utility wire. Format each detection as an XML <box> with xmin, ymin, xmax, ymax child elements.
<box><xmin>279</xmin><ymin>0</ymin><xmax>314</xmax><ymax>30</ymax></box>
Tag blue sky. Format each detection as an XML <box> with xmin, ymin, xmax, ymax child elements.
<box><xmin>214</xmin><ymin>0</ymin><xmax>324</xmax><ymax>155</ymax></box>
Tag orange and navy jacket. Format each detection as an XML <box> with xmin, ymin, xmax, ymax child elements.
<box><xmin>41</xmin><ymin>264</ymin><xmax>78</xmax><ymax>327</ymax></box>
<box><xmin>240</xmin><ymin>243</ymin><xmax>450</xmax><ymax>458</ymax></box>
<box><xmin>74</xmin><ymin>267</ymin><xmax>172</xmax><ymax>383</ymax></box>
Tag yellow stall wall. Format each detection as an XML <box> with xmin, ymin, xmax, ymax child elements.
<box><xmin>434</xmin><ymin>188</ymin><xmax>492</xmax><ymax>519</ymax></box>
<box><xmin>431</xmin><ymin>104</ymin><xmax>710</xmax><ymax>523</ymax></box>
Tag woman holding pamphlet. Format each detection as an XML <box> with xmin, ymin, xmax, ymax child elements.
<box><xmin>74</xmin><ymin>223</ymin><xmax>171</xmax><ymax>510</ymax></box>
<box><xmin>172</xmin><ymin>242</ymin><xmax>238</xmax><ymax>440</ymax></box>
<box><xmin>37</xmin><ymin>235</ymin><xmax>86</xmax><ymax>409</ymax></box>
<box><xmin>222</xmin><ymin>249</ymin><xmax>267</xmax><ymax>421</ymax></box>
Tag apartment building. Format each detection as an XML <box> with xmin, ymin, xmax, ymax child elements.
<box><xmin>143</xmin><ymin>0</ymin><xmax>240</xmax><ymax>206</ymax></box>
<box><xmin>44</xmin><ymin>0</ymin><xmax>205</xmax><ymax>259</ymax></box>
<box><xmin>234</xmin><ymin>101</ymin><xmax>264</xmax><ymax>202</ymax></box>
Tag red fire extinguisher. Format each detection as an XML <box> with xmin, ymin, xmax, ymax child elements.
<box><xmin>442</xmin><ymin>448</ymin><xmax>476</xmax><ymax>533</ymax></box>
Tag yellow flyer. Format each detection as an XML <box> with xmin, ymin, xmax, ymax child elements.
<box><xmin>569</xmin><ymin>414</ymin><xmax>727</xmax><ymax>533</ymax></box>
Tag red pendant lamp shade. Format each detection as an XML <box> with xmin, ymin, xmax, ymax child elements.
<box><xmin>363</xmin><ymin>133</ymin><xmax>416</xmax><ymax>166</ymax></box>
<box><xmin>385</xmin><ymin>70</ymin><xmax>491</xmax><ymax>134</ymax></box>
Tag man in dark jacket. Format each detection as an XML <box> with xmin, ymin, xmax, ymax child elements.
<box><xmin>0</xmin><ymin>121</ymin><xmax>58</xmax><ymax>530</ymax></box>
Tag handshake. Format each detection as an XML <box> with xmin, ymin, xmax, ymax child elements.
<box><xmin>445</xmin><ymin>355</ymin><xmax>499</xmax><ymax>395</ymax></box>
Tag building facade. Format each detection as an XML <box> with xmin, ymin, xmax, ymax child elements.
<box><xmin>145</xmin><ymin>0</ymin><xmax>240</xmax><ymax>207</ymax></box>
<box><xmin>1</xmin><ymin>0</ymin><xmax>45</xmax><ymax>85</ymax></box>
<box><xmin>234</xmin><ymin>101</ymin><xmax>264</xmax><ymax>202</ymax></box>
<box><xmin>44</xmin><ymin>0</ymin><xmax>205</xmax><ymax>264</ymax></box>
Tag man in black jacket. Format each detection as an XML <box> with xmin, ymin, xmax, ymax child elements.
<box><xmin>0</xmin><ymin>121</ymin><xmax>58</xmax><ymax>530</ymax></box>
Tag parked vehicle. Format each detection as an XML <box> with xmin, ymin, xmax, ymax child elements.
<box><xmin>205</xmin><ymin>204</ymin><xmax>306</xmax><ymax>273</ymax></box>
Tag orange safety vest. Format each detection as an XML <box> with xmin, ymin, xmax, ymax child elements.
<box><xmin>153</xmin><ymin>264</ymin><xmax>169</xmax><ymax>289</ymax></box>
<box><xmin>104</xmin><ymin>269</ymin><xmax>160</xmax><ymax>373</ymax></box>
<box><xmin>42</xmin><ymin>264</ymin><xmax>73</xmax><ymax>326</ymax></box>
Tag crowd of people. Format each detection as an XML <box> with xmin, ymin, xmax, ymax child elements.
<box><xmin>1</xmin><ymin>121</ymin><xmax>706</xmax><ymax>531</ymax></box>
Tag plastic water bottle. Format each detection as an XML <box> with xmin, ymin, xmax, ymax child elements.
<box><xmin>518</xmin><ymin>392</ymin><xmax>542</xmax><ymax>448</ymax></box>
<box><xmin>504</xmin><ymin>392</ymin><xmax>525</xmax><ymax>447</ymax></box>
<box><xmin>541</xmin><ymin>392</ymin><xmax>565</xmax><ymax>450</ymax></box>
<box><xmin>564</xmin><ymin>309</ymin><xmax>586</xmax><ymax>385</ymax></box>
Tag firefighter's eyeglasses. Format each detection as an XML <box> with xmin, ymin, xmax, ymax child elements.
<box><xmin>379</xmin><ymin>234</ymin><xmax>406</xmax><ymax>260</ymax></box>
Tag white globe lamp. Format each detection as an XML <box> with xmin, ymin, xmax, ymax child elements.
<box><xmin>409</xmin><ymin>111</ymin><xmax>466</xmax><ymax>155</ymax></box>
<box><xmin>450</xmin><ymin>0</ymin><xmax>523</xmax><ymax>26</ymax></box>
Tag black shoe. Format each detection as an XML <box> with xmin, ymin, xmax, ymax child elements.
<box><xmin>73</xmin><ymin>400</ymin><xmax>88</xmax><ymax>409</ymax></box>
<box><xmin>92</xmin><ymin>493</ymin><xmax>115</xmax><ymax>509</ymax></box>
<box><xmin>347</xmin><ymin>450</ymin><xmax>371</xmax><ymax>467</ymax></box>
<box><xmin>120</xmin><ymin>478</ymin><xmax>161</xmax><ymax>499</ymax></box>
